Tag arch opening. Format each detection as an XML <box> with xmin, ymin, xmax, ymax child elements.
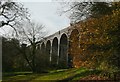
<box><xmin>59</xmin><ymin>34</ymin><xmax>68</xmax><ymax>68</ymax></box>
<box><xmin>51</xmin><ymin>37</ymin><xmax>58</xmax><ymax>67</ymax></box>
<box><xmin>41</xmin><ymin>42</ymin><xmax>45</xmax><ymax>54</ymax></box>
<box><xmin>69</xmin><ymin>29</ymin><xmax>80</xmax><ymax>68</ymax></box>
<box><xmin>46</xmin><ymin>40</ymin><xmax>51</xmax><ymax>66</ymax></box>
<box><xmin>38</xmin><ymin>42</ymin><xmax>47</xmax><ymax>68</ymax></box>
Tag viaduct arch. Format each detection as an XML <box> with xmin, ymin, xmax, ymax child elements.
<box><xmin>59</xmin><ymin>33</ymin><xmax>68</xmax><ymax>68</ymax></box>
<box><xmin>39</xmin><ymin>25</ymin><xmax>80</xmax><ymax>68</ymax></box>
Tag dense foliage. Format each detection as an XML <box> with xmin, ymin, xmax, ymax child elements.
<box><xmin>2</xmin><ymin>37</ymin><xmax>30</xmax><ymax>72</ymax></box>
<box><xmin>69</xmin><ymin>2</ymin><xmax>120</xmax><ymax>73</ymax></box>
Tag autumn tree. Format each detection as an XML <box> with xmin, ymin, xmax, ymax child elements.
<box><xmin>63</xmin><ymin>2</ymin><xmax>120</xmax><ymax>73</ymax></box>
<box><xmin>69</xmin><ymin>2</ymin><xmax>120</xmax><ymax>73</ymax></box>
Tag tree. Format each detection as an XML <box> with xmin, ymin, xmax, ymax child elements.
<box><xmin>0</xmin><ymin>0</ymin><xmax>47</xmax><ymax>73</ymax></box>
<box><xmin>68</xmin><ymin>2</ymin><xmax>120</xmax><ymax>72</ymax></box>
<box><xmin>15</xmin><ymin>21</ymin><xmax>46</xmax><ymax>73</ymax></box>
<box><xmin>64</xmin><ymin>2</ymin><xmax>120</xmax><ymax>72</ymax></box>
<box><xmin>2</xmin><ymin>37</ymin><xmax>30</xmax><ymax>72</ymax></box>
<box><xmin>61</xmin><ymin>1</ymin><xmax>113</xmax><ymax>23</ymax></box>
<box><xmin>2</xmin><ymin>37</ymin><xmax>20</xmax><ymax>72</ymax></box>
<box><xmin>0</xmin><ymin>0</ymin><xmax>30</xmax><ymax>32</ymax></box>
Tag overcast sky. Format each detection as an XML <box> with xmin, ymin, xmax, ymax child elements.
<box><xmin>23</xmin><ymin>2</ymin><xmax>70</xmax><ymax>35</ymax></box>
<box><xmin>0</xmin><ymin>1</ymin><xmax>70</xmax><ymax>36</ymax></box>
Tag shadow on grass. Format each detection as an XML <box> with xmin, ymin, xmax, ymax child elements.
<box><xmin>2</xmin><ymin>72</ymin><xmax>33</xmax><ymax>77</ymax></box>
<box><xmin>60</xmin><ymin>69</ymin><xmax>102</xmax><ymax>82</ymax></box>
<box><xmin>3</xmin><ymin>68</ymin><xmax>95</xmax><ymax>82</ymax></box>
<box><xmin>2</xmin><ymin>68</ymin><xmax>78</xmax><ymax>82</ymax></box>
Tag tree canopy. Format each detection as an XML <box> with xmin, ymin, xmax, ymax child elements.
<box><xmin>62</xmin><ymin>2</ymin><xmax>119</xmax><ymax>23</ymax></box>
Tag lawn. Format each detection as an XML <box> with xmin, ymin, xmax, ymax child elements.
<box><xmin>2</xmin><ymin>68</ymin><xmax>104</xmax><ymax>82</ymax></box>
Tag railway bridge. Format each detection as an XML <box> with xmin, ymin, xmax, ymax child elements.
<box><xmin>39</xmin><ymin>23</ymin><xmax>81</xmax><ymax>68</ymax></box>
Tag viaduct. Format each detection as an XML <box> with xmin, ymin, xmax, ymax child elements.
<box><xmin>38</xmin><ymin>23</ymin><xmax>81</xmax><ymax>68</ymax></box>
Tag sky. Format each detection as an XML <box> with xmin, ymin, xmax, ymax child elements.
<box><xmin>22</xmin><ymin>2</ymin><xmax>70</xmax><ymax>35</ymax></box>
<box><xmin>0</xmin><ymin>1</ymin><xmax>70</xmax><ymax>36</ymax></box>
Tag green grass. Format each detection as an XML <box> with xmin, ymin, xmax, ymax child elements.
<box><xmin>3</xmin><ymin>72</ymin><xmax>32</xmax><ymax>77</ymax></box>
<box><xmin>2</xmin><ymin>68</ymin><xmax>101</xmax><ymax>82</ymax></box>
<box><xmin>32</xmin><ymin>68</ymin><xmax>86</xmax><ymax>81</ymax></box>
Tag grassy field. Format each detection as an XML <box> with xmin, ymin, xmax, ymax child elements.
<box><xmin>2</xmin><ymin>68</ymin><xmax>103</xmax><ymax>82</ymax></box>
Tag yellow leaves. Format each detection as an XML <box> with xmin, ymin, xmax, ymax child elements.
<box><xmin>69</xmin><ymin>9</ymin><xmax>120</xmax><ymax>68</ymax></box>
<box><xmin>82</xmin><ymin>32</ymin><xmax>86</xmax><ymax>35</ymax></box>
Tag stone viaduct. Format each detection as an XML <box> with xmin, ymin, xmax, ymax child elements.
<box><xmin>39</xmin><ymin>24</ymin><xmax>80</xmax><ymax>68</ymax></box>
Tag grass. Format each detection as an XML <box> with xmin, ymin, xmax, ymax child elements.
<box><xmin>3</xmin><ymin>72</ymin><xmax>32</xmax><ymax>77</ymax></box>
<box><xmin>31</xmin><ymin>68</ymin><xmax>86</xmax><ymax>81</ymax></box>
<box><xmin>2</xmin><ymin>68</ymin><xmax>102</xmax><ymax>82</ymax></box>
<box><xmin>2</xmin><ymin>72</ymin><xmax>37</xmax><ymax>82</ymax></box>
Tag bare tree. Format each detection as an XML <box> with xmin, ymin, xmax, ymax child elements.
<box><xmin>13</xmin><ymin>21</ymin><xmax>46</xmax><ymax>73</ymax></box>
<box><xmin>0</xmin><ymin>0</ymin><xmax>30</xmax><ymax>31</ymax></box>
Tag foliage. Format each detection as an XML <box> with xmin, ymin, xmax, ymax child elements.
<box><xmin>2</xmin><ymin>37</ymin><xmax>29</xmax><ymax>72</ymax></box>
<box><xmin>90</xmin><ymin>2</ymin><xmax>112</xmax><ymax>18</ymax></box>
<box><xmin>69</xmin><ymin>2</ymin><xmax>120</xmax><ymax>72</ymax></box>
